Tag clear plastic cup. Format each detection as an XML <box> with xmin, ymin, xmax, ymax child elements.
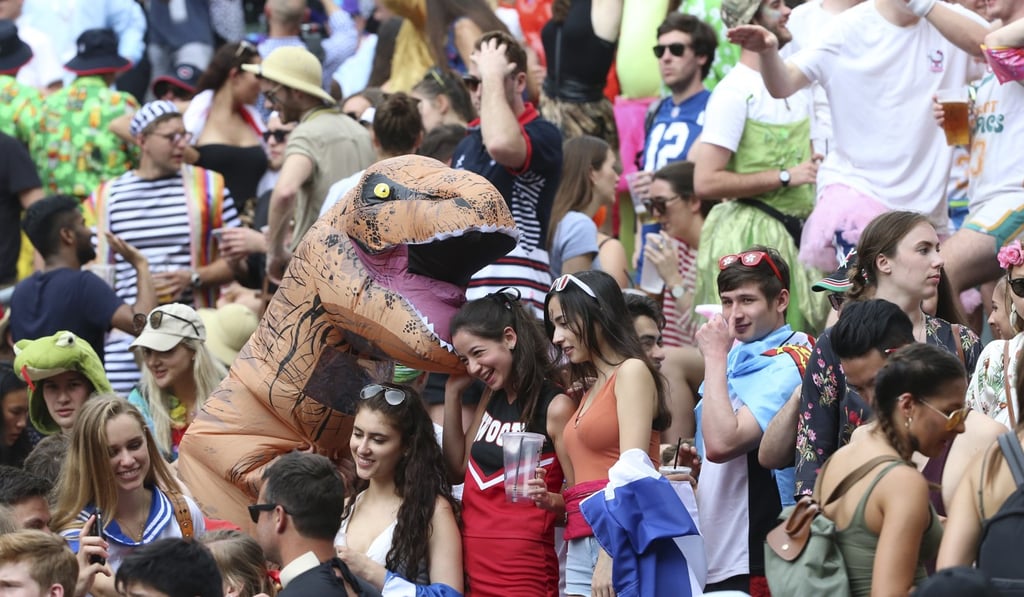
<box><xmin>659</xmin><ymin>465</ymin><xmax>693</xmax><ymax>477</ymax></box>
<box><xmin>639</xmin><ymin>232</ymin><xmax>665</xmax><ymax>294</ymax></box>
<box><xmin>84</xmin><ymin>264</ymin><xmax>116</xmax><ymax>288</ymax></box>
<box><xmin>502</xmin><ymin>431</ymin><xmax>545</xmax><ymax>503</ymax></box>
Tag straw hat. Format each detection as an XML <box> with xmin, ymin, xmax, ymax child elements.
<box><xmin>241</xmin><ymin>46</ymin><xmax>334</xmax><ymax>104</ymax></box>
<box><xmin>197</xmin><ymin>304</ymin><xmax>259</xmax><ymax>367</ymax></box>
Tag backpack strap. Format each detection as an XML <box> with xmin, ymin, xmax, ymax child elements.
<box><xmin>1004</xmin><ymin>341</ymin><xmax>1017</xmax><ymax>428</ymax></box>
<box><xmin>164</xmin><ymin>489</ymin><xmax>195</xmax><ymax>541</ymax></box>
<box><xmin>823</xmin><ymin>455</ymin><xmax>903</xmax><ymax>506</ymax></box>
<box><xmin>997</xmin><ymin>431</ymin><xmax>1024</xmax><ymax>488</ymax></box>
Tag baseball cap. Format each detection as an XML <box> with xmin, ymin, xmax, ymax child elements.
<box><xmin>130</xmin><ymin>100</ymin><xmax>180</xmax><ymax>138</ymax></box>
<box><xmin>812</xmin><ymin>249</ymin><xmax>857</xmax><ymax>293</ymax></box>
<box><xmin>721</xmin><ymin>0</ymin><xmax>762</xmax><ymax>28</ymax></box>
<box><xmin>151</xmin><ymin>63</ymin><xmax>201</xmax><ymax>99</ymax></box>
<box><xmin>131</xmin><ymin>304</ymin><xmax>206</xmax><ymax>352</ymax></box>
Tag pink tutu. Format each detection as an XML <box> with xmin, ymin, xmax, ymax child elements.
<box><xmin>799</xmin><ymin>183</ymin><xmax>889</xmax><ymax>271</ymax></box>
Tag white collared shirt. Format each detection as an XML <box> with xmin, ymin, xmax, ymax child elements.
<box><xmin>279</xmin><ymin>551</ymin><xmax>322</xmax><ymax>589</ymax></box>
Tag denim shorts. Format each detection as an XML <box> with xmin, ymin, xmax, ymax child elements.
<box><xmin>564</xmin><ymin>536</ymin><xmax>600</xmax><ymax>597</ymax></box>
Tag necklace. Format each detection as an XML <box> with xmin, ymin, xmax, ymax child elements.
<box><xmin>116</xmin><ymin>515</ymin><xmax>146</xmax><ymax>542</ymax></box>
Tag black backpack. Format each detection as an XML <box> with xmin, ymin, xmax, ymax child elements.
<box><xmin>977</xmin><ymin>431</ymin><xmax>1024</xmax><ymax>596</ymax></box>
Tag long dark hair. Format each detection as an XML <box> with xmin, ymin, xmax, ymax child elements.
<box><xmin>0</xmin><ymin>366</ymin><xmax>30</xmax><ymax>468</ymax></box>
<box><xmin>547</xmin><ymin>136</ymin><xmax>610</xmax><ymax>250</ymax></box>
<box><xmin>544</xmin><ymin>270</ymin><xmax>671</xmax><ymax>431</ymax></box>
<box><xmin>412</xmin><ymin>68</ymin><xmax>476</xmax><ymax>124</ymax></box>
<box><xmin>344</xmin><ymin>385</ymin><xmax>458</xmax><ymax>580</ymax></box>
<box><xmin>424</xmin><ymin>0</ymin><xmax>509</xmax><ymax>71</ymax></box>
<box><xmin>450</xmin><ymin>291</ymin><xmax>555</xmax><ymax>428</ymax></box>
<box><xmin>873</xmin><ymin>343</ymin><xmax>966</xmax><ymax>461</ymax></box>
<box><xmin>197</xmin><ymin>41</ymin><xmax>260</xmax><ymax>93</ymax></box>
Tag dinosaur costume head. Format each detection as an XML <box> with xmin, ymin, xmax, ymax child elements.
<box><xmin>179</xmin><ymin>155</ymin><xmax>518</xmax><ymax>527</ymax></box>
<box><xmin>13</xmin><ymin>331</ymin><xmax>112</xmax><ymax>434</ymax></box>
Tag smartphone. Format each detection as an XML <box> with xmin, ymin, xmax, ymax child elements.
<box><xmin>89</xmin><ymin>510</ymin><xmax>106</xmax><ymax>566</ymax></box>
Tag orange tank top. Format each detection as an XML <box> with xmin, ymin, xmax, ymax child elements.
<box><xmin>563</xmin><ymin>370</ymin><xmax>661</xmax><ymax>484</ymax></box>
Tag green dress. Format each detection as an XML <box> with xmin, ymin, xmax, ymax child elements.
<box><xmin>693</xmin><ymin>117</ymin><xmax>829</xmax><ymax>335</ymax></box>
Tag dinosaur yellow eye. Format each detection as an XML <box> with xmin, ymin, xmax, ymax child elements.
<box><xmin>374</xmin><ymin>183</ymin><xmax>390</xmax><ymax>198</ymax></box>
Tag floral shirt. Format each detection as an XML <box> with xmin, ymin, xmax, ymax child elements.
<box><xmin>966</xmin><ymin>334</ymin><xmax>1023</xmax><ymax>428</ymax></box>
<box><xmin>794</xmin><ymin>315</ymin><xmax>981</xmax><ymax>497</ymax></box>
<box><xmin>0</xmin><ymin>75</ymin><xmax>41</xmax><ymax>146</ymax></box>
<box><xmin>31</xmin><ymin>76</ymin><xmax>139</xmax><ymax>198</ymax></box>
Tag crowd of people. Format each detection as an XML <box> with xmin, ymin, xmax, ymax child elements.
<box><xmin>1</xmin><ymin>0</ymin><xmax>1024</xmax><ymax>595</ymax></box>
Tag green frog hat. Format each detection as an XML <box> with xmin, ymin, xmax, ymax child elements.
<box><xmin>12</xmin><ymin>331</ymin><xmax>112</xmax><ymax>434</ymax></box>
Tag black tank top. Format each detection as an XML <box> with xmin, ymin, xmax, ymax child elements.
<box><xmin>195</xmin><ymin>144</ymin><xmax>268</xmax><ymax>216</ymax></box>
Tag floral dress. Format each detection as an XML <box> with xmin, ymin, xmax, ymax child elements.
<box><xmin>966</xmin><ymin>333</ymin><xmax>1024</xmax><ymax>428</ymax></box>
<box><xmin>794</xmin><ymin>316</ymin><xmax>981</xmax><ymax>497</ymax></box>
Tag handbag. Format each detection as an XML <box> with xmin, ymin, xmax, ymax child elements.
<box><xmin>764</xmin><ymin>455</ymin><xmax>900</xmax><ymax>597</ymax></box>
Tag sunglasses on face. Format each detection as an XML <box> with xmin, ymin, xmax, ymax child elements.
<box><xmin>653</xmin><ymin>43</ymin><xmax>689</xmax><ymax>59</ymax></box>
<box><xmin>718</xmin><ymin>250</ymin><xmax>784</xmax><ymax>283</ymax></box>
<box><xmin>549</xmin><ymin>274</ymin><xmax>598</xmax><ymax>299</ymax></box>
<box><xmin>828</xmin><ymin>293</ymin><xmax>846</xmax><ymax>312</ymax></box>
<box><xmin>918</xmin><ymin>399</ymin><xmax>970</xmax><ymax>431</ymax></box>
<box><xmin>264</xmin><ymin>84</ymin><xmax>283</xmax><ymax>106</ymax></box>
<box><xmin>359</xmin><ymin>383</ymin><xmax>409</xmax><ymax>406</ymax></box>
<box><xmin>132</xmin><ymin>310</ymin><xmax>201</xmax><ymax>337</ymax></box>
<box><xmin>262</xmin><ymin>129</ymin><xmax>289</xmax><ymax>143</ymax></box>
<box><xmin>149</xmin><ymin>131</ymin><xmax>192</xmax><ymax>144</ymax></box>
<box><xmin>1009</xmin><ymin>276</ymin><xmax>1024</xmax><ymax>298</ymax></box>
<box><xmin>247</xmin><ymin>503</ymin><xmax>285</xmax><ymax>524</ymax></box>
<box><xmin>462</xmin><ymin>75</ymin><xmax>481</xmax><ymax>93</ymax></box>
<box><xmin>642</xmin><ymin>195</ymin><xmax>682</xmax><ymax>217</ymax></box>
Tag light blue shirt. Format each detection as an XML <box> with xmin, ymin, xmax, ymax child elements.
<box><xmin>21</xmin><ymin>0</ymin><xmax>147</xmax><ymax>66</ymax></box>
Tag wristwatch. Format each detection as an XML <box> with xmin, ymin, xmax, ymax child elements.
<box><xmin>779</xmin><ymin>170</ymin><xmax>791</xmax><ymax>187</ymax></box>
<box><xmin>670</xmin><ymin>284</ymin><xmax>687</xmax><ymax>300</ymax></box>
<box><xmin>190</xmin><ymin>270</ymin><xmax>202</xmax><ymax>288</ymax></box>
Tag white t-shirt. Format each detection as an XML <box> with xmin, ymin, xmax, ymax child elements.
<box><xmin>15</xmin><ymin>23</ymin><xmax>64</xmax><ymax>90</ymax></box>
<box><xmin>701</xmin><ymin>63</ymin><xmax>814</xmax><ymax>153</ymax></box>
<box><xmin>967</xmin><ymin>72</ymin><xmax>1024</xmax><ymax>211</ymax></box>
<box><xmin>782</xmin><ymin>0</ymin><xmax>836</xmax><ymax>145</ymax></box>
<box><xmin>789</xmin><ymin>0</ymin><xmax>987</xmax><ymax>226</ymax></box>
<box><xmin>320</xmin><ymin>169</ymin><xmax>365</xmax><ymax>217</ymax></box>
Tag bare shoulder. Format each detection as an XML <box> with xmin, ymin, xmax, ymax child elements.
<box><xmin>614</xmin><ymin>358</ymin><xmax>652</xmax><ymax>383</ymax></box>
<box><xmin>547</xmin><ymin>393</ymin><xmax>576</xmax><ymax>424</ymax></box>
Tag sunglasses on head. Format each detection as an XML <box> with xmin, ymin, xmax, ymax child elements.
<box><xmin>718</xmin><ymin>250</ymin><xmax>784</xmax><ymax>283</ymax></box>
<box><xmin>132</xmin><ymin>310</ymin><xmax>201</xmax><ymax>337</ymax></box>
<box><xmin>235</xmin><ymin>40</ymin><xmax>257</xmax><ymax>60</ymax></box>
<box><xmin>262</xmin><ymin>129</ymin><xmax>289</xmax><ymax>143</ymax></box>
<box><xmin>359</xmin><ymin>383</ymin><xmax>409</xmax><ymax>406</ymax></box>
<box><xmin>549</xmin><ymin>274</ymin><xmax>598</xmax><ymax>299</ymax></box>
<box><xmin>426</xmin><ymin>67</ymin><xmax>449</xmax><ymax>91</ymax></box>
<box><xmin>653</xmin><ymin>43</ymin><xmax>689</xmax><ymax>59</ymax></box>
<box><xmin>1008</xmin><ymin>275</ymin><xmax>1024</xmax><ymax>298</ymax></box>
<box><xmin>918</xmin><ymin>399</ymin><xmax>970</xmax><ymax>431</ymax></box>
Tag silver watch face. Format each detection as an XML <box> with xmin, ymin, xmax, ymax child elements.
<box><xmin>780</xmin><ymin>170</ymin><xmax>791</xmax><ymax>184</ymax></box>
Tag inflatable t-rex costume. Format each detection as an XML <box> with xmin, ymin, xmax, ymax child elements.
<box><xmin>178</xmin><ymin>156</ymin><xmax>518</xmax><ymax>527</ymax></box>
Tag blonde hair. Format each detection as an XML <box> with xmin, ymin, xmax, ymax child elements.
<box><xmin>0</xmin><ymin>530</ymin><xmax>77</xmax><ymax>594</ymax></box>
<box><xmin>51</xmin><ymin>396</ymin><xmax>180</xmax><ymax>532</ymax></box>
<box><xmin>202</xmin><ymin>530</ymin><xmax>277</xmax><ymax>597</ymax></box>
<box><xmin>134</xmin><ymin>338</ymin><xmax>226</xmax><ymax>456</ymax></box>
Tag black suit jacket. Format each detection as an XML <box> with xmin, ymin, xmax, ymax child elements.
<box><xmin>278</xmin><ymin>557</ymin><xmax>382</xmax><ymax>597</ymax></box>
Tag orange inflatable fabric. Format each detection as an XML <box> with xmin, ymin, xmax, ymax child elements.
<box><xmin>177</xmin><ymin>155</ymin><xmax>519</xmax><ymax>529</ymax></box>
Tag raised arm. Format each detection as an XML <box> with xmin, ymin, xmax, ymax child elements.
<box><xmin>475</xmin><ymin>38</ymin><xmax>528</xmax><ymax>170</ymax></box>
<box><xmin>696</xmin><ymin>315</ymin><xmax>765</xmax><ymax>462</ymax></box>
<box><xmin>727</xmin><ymin>25</ymin><xmax>811</xmax><ymax>98</ymax></box>
<box><xmin>986</xmin><ymin>16</ymin><xmax>1024</xmax><ymax>47</ymax></box>
<box><xmin>923</xmin><ymin>2</ymin><xmax>987</xmax><ymax>58</ymax></box>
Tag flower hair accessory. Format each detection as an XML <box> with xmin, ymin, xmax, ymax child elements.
<box><xmin>997</xmin><ymin>240</ymin><xmax>1024</xmax><ymax>270</ymax></box>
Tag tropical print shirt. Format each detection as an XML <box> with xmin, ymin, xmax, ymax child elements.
<box><xmin>0</xmin><ymin>75</ymin><xmax>42</xmax><ymax>146</ymax></box>
<box><xmin>32</xmin><ymin>76</ymin><xmax>139</xmax><ymax>198</ymax></box>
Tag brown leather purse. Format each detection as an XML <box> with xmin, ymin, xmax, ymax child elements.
<box><xmin>767</xmin><ymin>455</ymin><xmax>900</xmax><ymax>560</ymax></box>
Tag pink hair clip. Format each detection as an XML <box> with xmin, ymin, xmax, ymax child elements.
<box><xmin>997</xmin><ymin>240</ymin><xmax>1024</xmax><ymax>270</ymax></box>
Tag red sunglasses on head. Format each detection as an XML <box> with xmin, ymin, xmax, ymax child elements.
<box><xmin>718</xmin><ymin>250</ymin><xmax>784</xmax><ymax>283</ymax></box>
